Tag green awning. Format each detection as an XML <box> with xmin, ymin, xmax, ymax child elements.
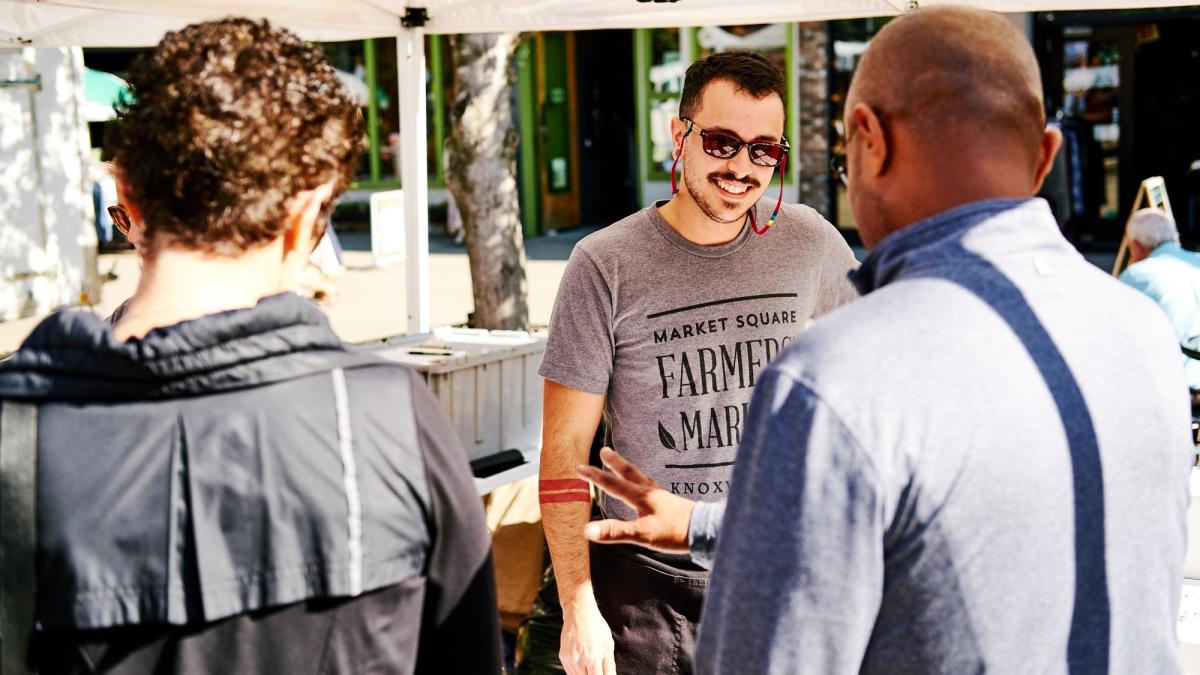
<box><xmin>83</xmin><ymin>67</ymin><xmax>130</xmax><ymax>122</ymax></box>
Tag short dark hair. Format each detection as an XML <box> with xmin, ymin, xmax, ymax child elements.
<box><xmin>106</xmin><ymin>18</ymin><xmax>363</xmax><ymax>254</ymax></box>
<box><xmin>678</xmin><ymin>51</ymin><xmax>786</xmax><ymax>122</ymax></box>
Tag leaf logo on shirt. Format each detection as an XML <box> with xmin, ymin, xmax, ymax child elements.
<box><xmin>657</xmin><ymin>421</ymin><xmax>678</xmax><ymax>451</ymax></box>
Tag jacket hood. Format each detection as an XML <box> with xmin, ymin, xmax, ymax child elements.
<box><xmin>0</xmin><ymin>293</ymin><xmax>375</xmax><ymax>401</ymax></box>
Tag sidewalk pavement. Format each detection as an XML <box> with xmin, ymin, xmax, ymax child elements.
<box><xmin>0</xmin><ymin>226</ymin><xmax>598</xmax><ymax>354</ymax></box>
<box><xmin>0</xmin><ymin>226</ymin><xmax>1119</xmax><ymax>354</ymax></box>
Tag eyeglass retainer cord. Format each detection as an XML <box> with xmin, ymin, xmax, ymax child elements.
<box><xmin>671</xmin><ymin>138</ymin><xmax>787</xmax><ymax>236</ymax></box>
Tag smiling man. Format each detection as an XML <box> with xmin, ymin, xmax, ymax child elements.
<box><xmin>536</xmin><ymin>51</ymin><xmax>859</xmax><ymax>675</ymax></box>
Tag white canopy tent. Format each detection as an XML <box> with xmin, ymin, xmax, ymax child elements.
<box><xmin>1</xmin><ymin>0</ymin><xmax>1194</xmax><ymax>332</ymax></box>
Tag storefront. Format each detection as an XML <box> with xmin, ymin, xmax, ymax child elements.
<box><xmin>1034</xmin><ymin>8</ymin><xmax>1200</xmax><ymax>248</ymax></box>
<box><xmin>97</xmin><ymin>12</ymin><xmax>1200</xmax><ymax>247</ymax></box>
<box><xmin>341</xmin><ymin>32</ymin><xmax>636</xmax><ymax>237</ymax></box>
<box><xmin>326</xmin><ymin>25</ymin><xmax>829</xmax><ymax>237</ymax></box>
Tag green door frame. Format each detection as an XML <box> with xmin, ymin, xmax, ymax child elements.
<box><xmin>516</xmin><ymin>38</ymin><xmax>542</xmax><ymax>237</ymax></box>
<box><xmin>428</xmin><ymin>35</ymin><xmax>447</xmax><ymax>189</ymax></box>
<box><xmin>355</xmin><ymin>37</ymin><xmax>448</xmax><ymax>191</ymax></box>
<box><xmin>365</xmin><ymin>37</ymin><xmax>382</xmax><ymax>183</ymax></box>
<box><xmin>633</xmin><ymin>29</ymin><xmax>650</xmax><ymax>208</ymax></box>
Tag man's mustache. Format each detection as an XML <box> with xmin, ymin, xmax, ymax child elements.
<box><xmin>707</xmin><ymin>172</ymin><xmax>761</xmax><ymax>189</ymax></box>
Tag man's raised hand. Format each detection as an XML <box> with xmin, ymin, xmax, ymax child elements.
<box><xmin>578</xmin><ymin>448</ymin><xmax>694</xmax><ymax>554</ymax></box>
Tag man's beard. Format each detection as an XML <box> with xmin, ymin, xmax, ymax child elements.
<box><xmin>681</xmin><ymin>153</ymin><xmax>762</xmax><ymax>224</ymax></box>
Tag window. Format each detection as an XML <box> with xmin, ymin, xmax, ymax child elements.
<box><xmin>323</xmin><ymin>37</ymin><xmax>448</xmax><ymax>188</ymax></box>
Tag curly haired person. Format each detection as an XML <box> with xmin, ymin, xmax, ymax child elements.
<box><xmin>0</xmin><ymin>18</ymin><xmax>500</xmax><ymax>674</ymax></box>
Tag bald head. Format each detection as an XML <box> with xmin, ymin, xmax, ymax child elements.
<box><xmin>849</xmin><ymin>7</ymin><xmax>1045</xmax><ymax>161</ymax></box>
<box><xmin>842</xmin><ymin>7</ymin><xmax>1061</xmax><ymax>247</ymax></box>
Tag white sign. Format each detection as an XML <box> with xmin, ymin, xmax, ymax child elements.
<box><xmin>370</xmin><ymin>189</ymin><xmax>406</xmax><ymax>266</ymax></box>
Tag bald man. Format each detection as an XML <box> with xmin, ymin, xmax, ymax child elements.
<box><xmin>580</xmin><ymin>7</ymin><xmax>1190</xmax><ymax>673</ymax></box>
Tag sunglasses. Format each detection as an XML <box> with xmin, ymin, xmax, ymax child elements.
<box><xmin>106</xmin><ymin>203</ymin><xmax>331</xmax><ymax>251</ymax></box>
<box><xmin>681</xmin><ymin>118</ymin><xmax>789</xmax><ymax>167</ymax></box>
<box><xmin>829</xmin><ymin>119</ymin><xmax>859</xmax><ymax>189</ymax></box>
<box><xmin>107</xmin><ymin>204</ymin><xmax>131</xmax><ymax>237</ymax></box>
<box><xmin>830</xmin><ymin>153</ymin><xmax>849</xmax><ymax>188</ymax></box>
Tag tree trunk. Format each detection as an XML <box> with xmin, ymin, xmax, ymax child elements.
<box><xmin>445</xmin><ymin>33</ymin><xmax>530</xmax><ymax>331</ymax></box>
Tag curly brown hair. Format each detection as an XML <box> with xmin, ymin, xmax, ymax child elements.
<box><xmin>106</xmin><ymin>18</ymin><xmax>363</xmax><ymax>254</ymax></box>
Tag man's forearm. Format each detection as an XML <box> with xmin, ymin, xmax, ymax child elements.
<box><xmin>540</xmin><ymin>440</ymin><xmax>597</xmax><ymax>607</ymax></box>
<box><xmin>542</xmin><ymin>500</ymin><xmax>596</xmax><ymax>605</ymax></box>
<box><xmin>539</xmin><ymin>380</ymin><xmax>606</xmax><ymax>610</ymax></box>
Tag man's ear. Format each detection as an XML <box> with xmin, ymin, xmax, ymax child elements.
<box><xmin>670</xmin><ymin>117</ymin><xmax>689</xmax><ymax>160</ymax></box>
<box><xmin>849</xmin><ymin>103</ymin><xmax>889</xmax><ymax>179</ymax></box>
<box><xmin>283</xmin><ymin>182</ymin><xmax>334</xmax><ymax>258</ymax></box>
<box><xmin>114</xmin><ymin>169</ymin><xmax>144</xmax><ymax>225</ymax></box>
<box><xmin>1032</xmin><ymin>126</ymin><xmax>1063</xmax><ymax>195</ymax></box>
<box><xmin>1128</xmin><ymin>239</ymin><xmax>1149</xmax><ymax>264</ymax></box>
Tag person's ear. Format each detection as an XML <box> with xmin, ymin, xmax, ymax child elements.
<box><xmin>849</xmin><ymin>103</ymin><xmax>889</xmax><ymax>179</ymax></box>
<box><xmin>1128</xmin><ymin>240</ymin><xmax>1149</xmax><ymax>264</ymax></box>
<box><xmin>1032</xmin><ymin>125</ymin><xmax>1063</xmax><ymax>195</ymax></box>
<box><xmin>282</xmin><ymin>182</ymin><xmax>334</xmax><ymax>260</ymax></box>
<box><xmin>113</xmin><ymin>168</ymin><xmax>144</xmax><ymax>225</ymax></box>
<box><xmin>671</xmin><ymin>117</ymin><xmax>689</xmax><ymax>160</ymax></box>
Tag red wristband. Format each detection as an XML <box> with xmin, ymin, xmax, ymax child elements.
<box><xmin>539</xmin><ymin>478</ymin><xmax>589</xmax><ymax>491</ymax></box>
<box><xmin>538</xmin><ymin>490</ymin><xmax>592</xmax><ymax>504</ymax></box>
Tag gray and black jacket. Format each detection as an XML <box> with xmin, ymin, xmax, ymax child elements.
<box><xmin>0</xmin><ymin>292</ymin><xmax>500</xmax><ymax>674</ymax></box>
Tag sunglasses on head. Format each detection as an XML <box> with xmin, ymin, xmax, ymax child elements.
<box><xmin>680</xmin><ymin>118</ymin><xmax>789</xmax><ymax>167</ymax></box>
<box><xmin>107</xmin><ymin>204</ymin><xmax>131</xmax><ymax>237</ymax></box>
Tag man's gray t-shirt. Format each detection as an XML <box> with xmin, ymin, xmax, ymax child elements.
<box><xmin>539</xmin><ymin>200</ymin><xmax>858</xmax><ymax>520</ymax></box>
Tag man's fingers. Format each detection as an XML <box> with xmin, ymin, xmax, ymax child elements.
<box><xmin>579</xmin><ymin>464</ymin><xmax>646</xmax><ymax>504</ymax></box>
<box><xmin>584</xmin><ymin>518</ymin><xmax>646</xmax><ymax>545</ymax></box>
<box><xmin>587</xmin><ymin>655</ymin><xmax>615</xmax><ymax>675</ymax></box>
<box><xmin>559</xmin><ymin>653</ymin><xmax>582</xmax><ymax>675</ymax></box>
<box><xmin>599</xmin><ymin>447</ymin><xmax>657</xmax><ymax>487</ymax></box>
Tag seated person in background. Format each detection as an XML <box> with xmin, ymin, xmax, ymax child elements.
<box><xmin>0</xmin><ymin>18</ymin><xmax>499</xmax><ymax>674</ymax></box>
<box><xmin>1119</xmin><ymin>207</ymin><xmax>1200</xmax><ymax>390</ymax></box>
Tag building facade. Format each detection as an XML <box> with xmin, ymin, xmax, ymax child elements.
<box><xmin>85</xmin><ymin>9</ymin><xmax>1200</xmax><ymax>248</ymax></box>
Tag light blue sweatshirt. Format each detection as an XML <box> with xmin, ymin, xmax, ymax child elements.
<box><xmin>1119</xmin><ymin>241</ymin><xmax>1200</xmax><ymax>389</ymax></box>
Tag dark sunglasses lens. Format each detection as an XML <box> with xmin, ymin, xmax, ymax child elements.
<box><xmin>749</xmin><ymin>143</ymin><xmax>787</xmax><ymax>167</ymax></box>
<box><xmin>701</xmin><ymin>132</ymin><xmax>742</xmax><ymax>159</ymax></box>
<box><xmin>107</xmin><ymin>206</ymin><xmax>130</xmax><ymax>236</ymax></box>
<box><xmin>830</xmin><ymin>155</ymin><xmax>848</xmax><ymax>186</ymax></box>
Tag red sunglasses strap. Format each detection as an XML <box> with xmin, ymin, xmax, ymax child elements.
<box><xmin>751</xmin><ymin>156</ymin><xmax>787</xmax><ymax>235</ymax></box>
<box><xmin>770</xmin><ymin>156</ymin><xmax>787</xmax><ymax>224</ymax></box>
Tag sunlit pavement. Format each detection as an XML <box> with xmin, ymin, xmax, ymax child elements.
<box><xmin>0</xmin><ymin>226</ymin><xmax>595</xmax><ymax>353</ymax></box>
<box><xmin>0</xmin><ymin>226</ymin><xmax>1118</xmax><ymax>354</ymax></box>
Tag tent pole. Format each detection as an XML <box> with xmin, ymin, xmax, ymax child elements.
<box><xmin>397</xmin><ymin>27</ymin><xmax>430</xmax><ymax>334</ymax></box>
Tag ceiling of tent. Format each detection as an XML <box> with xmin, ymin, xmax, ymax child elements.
<box><xmin>1</xmin><ymin>0</ymin><xmax>1197</xmax><ymax>46</ymax></box>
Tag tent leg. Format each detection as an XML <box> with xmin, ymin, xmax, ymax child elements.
<box><xmin>397</xmin><ymin>28</ymin><xmax>430</xmax><ymax>335</ymax></box>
